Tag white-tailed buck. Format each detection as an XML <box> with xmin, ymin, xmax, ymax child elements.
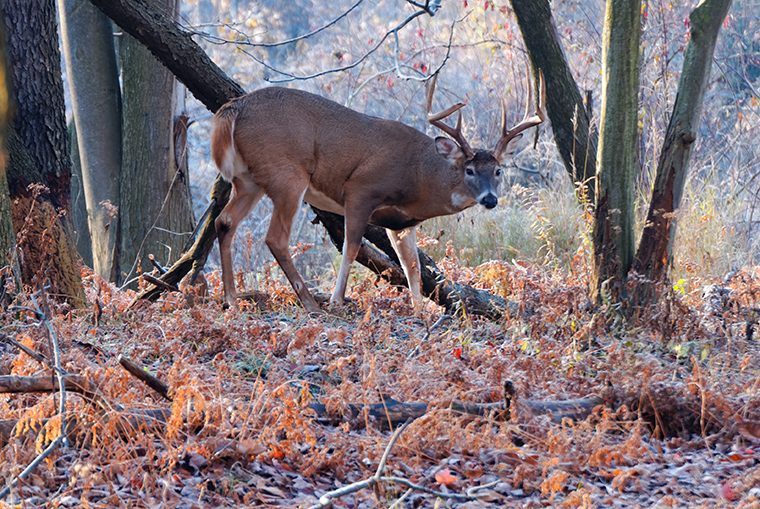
<box><xmin>212</xmin><ymin>71</ymin><xmax>545</xmax><ymax>313</ymax></box>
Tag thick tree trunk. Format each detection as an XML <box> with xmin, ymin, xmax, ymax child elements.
<box><xmin>2</xmin><ymin>0</ymin><xmax>85</xmax><ymax>307</ymax></box>
<box><xmin>90</xmin><ymin>0</ymin><xmax>515</xmax><ymax>320</ymax></box>
<box><xmin>590</xmin><ymin>0</ymin><xmax>641</xmax><ymax>305</ymax></box>
<box><xmin>58</xmin><ymin>0</ymin><xmax>122</xmax><ymax>282</ymax></box>
<box><xmin>118</xmin><ymin>0</ymin><xmax>194</xmax><ymax>286</ymax></box>
<box><xmin>632</xmin><ymin>0</ymin><xmax>732</xmax><ymax>304</ymax></box>
<box><xmin>0</xmin><ymin>19</ymin><xmax>14</xmax><ymax>301</ymax></box>
<box><xmin>509</xmin><ymin>0</ymin><xmax>598</xmax><ymax>205</ymax></box>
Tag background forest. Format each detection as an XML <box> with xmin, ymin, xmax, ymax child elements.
<box><xmin>175</xmin><ymin>0</ymin><xmax>759</xmax><ymax>292</ymax></box>
<box><xmin>2</xmin><ymin>0</ymin><xmax>760</xmax><ymax>507</ymax></box>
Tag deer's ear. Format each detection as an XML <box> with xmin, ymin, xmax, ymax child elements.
<box><xmin>494</xmin><ymin>133</ymin><xmax>522</xmax><ymax>164</ymax></box>
<box><xmin>435</xmin><ymin>137</ymin><xmax>465</xmax><ymax>164</ymax></box>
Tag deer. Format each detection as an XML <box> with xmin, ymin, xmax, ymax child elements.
<box><xmin>211</xmin><ymin>70</ymin><xmax>545</xmax><ymax>313</ymax></box>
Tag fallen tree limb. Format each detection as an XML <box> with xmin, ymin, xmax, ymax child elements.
<box><xmin>0</xmin><ymin>409</ymin><xmax>173</xmax><ymax>448</ymax></box>
<box><xmin>94</xmin><ymin>0</ymin><xmax>514</xmax><ymax>320</ymax></box>
<box><xmin>117</xmin><ymin>355</ymin><xmax>173</xmax><ymax>402</ymax></box>
<box><xmin>0</xmin><ymin>373</ymin><xmax>605</xmax><ymax>436</ymax></box>
<box><xmin>309</xmin><ymin>394</ymin><xmax>605</xmax><ymax>431</ymax></box>
<box><xmin>314</xmin><ymin>209</ymin><xmax>518</xmax><ymax>319</ymax></box>
<box><xmin>0</xmin><ymin>374</ymin><xmax>111</xmax><ymax>413</ymax></box>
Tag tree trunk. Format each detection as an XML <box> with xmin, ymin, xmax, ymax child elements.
<box><xmin>69</xmin><ymin>121</ymin><xmax>94</xmax><ymax>269</ymax></box>
<box><xmin>632</xmin><ymin>0</ymin><xmax>732</xmax><ymax>304</ymax></box>
<box><xmin>2</xmin><ymin>0</ymin><xmax>85</xmax><ymax>307</ymax></box>
<box><xmin>0</xmin><ymin>19</ymin><xmax>16</xmax><ymax>301</ymax></box>
<box><xmin>509</xmin><ymin>0</ymin><xmax>598</xmax><ymax>205</ymax></box>
<box><xmin>117</xmin><ymin>0</ymin><xmax>194</xmax><ymax>286</ymax></box>
<box><xmin>89</xmin><ymin>0</ymin><xmax>516</xmax><ymax>320</ymax></box>
<box><xmin>58</xmin><ymin>0</ymin><xmax>122</xmax><ymax>282</ymax></box>
<box><xmin>590</xmin><ymin>0</ymin><xmax>641</xmax><ymax>305</ymax></box>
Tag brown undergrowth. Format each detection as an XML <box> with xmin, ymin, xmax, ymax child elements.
<box><xmin>2</xmin><ymin>258</ymin><xmax>760</xmax><ymax>508</ymax></box>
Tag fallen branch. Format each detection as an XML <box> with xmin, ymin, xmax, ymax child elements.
<box><xmin>309</xmin><ymin>393</ymin><xmax>604</xmax><ymax>431</ymax></box>
<box><xmin>117</xmin><ymin>355</ymin><xmax>173</xmax><ymax>402</ymax></box>
<box><xmin>0</xmin><ymin>332</ymin><xmax>49</xmax><ymax>366</ymax></box>
<box><xmin>0</xmin><ymin>374</ymin><xmax>111</xmax><ymax>413</ymax></box>
<box><xmin>141</xmin><ymin>273</ymin><xmax>178</xmax><ymax>293</ymax></box>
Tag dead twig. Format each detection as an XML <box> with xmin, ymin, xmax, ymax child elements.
<box><xmin>0</xmin><ymin>435</ymin><xmax>64</xmax><ymax>500</ymax></box>
<box><xmin>29</xmin><ymin>291</ymin><xmax>68</xmax><ymax>443</ymax></box>
<box><xmin>0</xmin><ymin>332</ymin><xmax>50</xmax><ymax>366</ymax></box>
<box><xmin>0</xmin><ymin>290</ymin><xmax>71</xmax><ymax>501</ymax></box>
<box><xmin>307</xmin><ymin>420</ymin><xmax>498</xmax><ymax>509</ymax></box>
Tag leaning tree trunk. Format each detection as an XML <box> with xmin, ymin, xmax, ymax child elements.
<box><xmin>58</xmin><ymin>0</ymin><xmax>123</xmax><ymax>282</ymax></box>
<box><xmin>590</xmin><ymin>0</ymin><xmax>641</xmax><ymax>306</ymax></box>
<box><xmin>118</xmin><ymin>0</ymin><xmax>195</xmax><ymax>286</ymax></box>
<box><xmin>632</xmin><ymin>0</ymin><xmax>732</xmax><ymax>305</ymax></box>
<box><xmin>88</xmin><ymin>0</ymin><xmax>516</xmax><ymax>320</ymax></box>
<box><xmin>509</xmin><ymin>0</ymin><xmax>598</xmax><ymax>205</ymax></box>
<box><xmin>2</xmin><ymin>0</ymin><xmax>85</xmax><ymax>307</ymax></box>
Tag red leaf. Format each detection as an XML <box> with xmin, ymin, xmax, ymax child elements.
<box><xmin>435</xmin><ymin>468</ymin><xmax>457</xmax><ymax>485</ymax></box>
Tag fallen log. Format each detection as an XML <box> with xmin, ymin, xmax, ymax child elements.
<box><xmin>308</xmin><ymin>394</ymin><xmax>606</xmax><ymax>431</ymax></box>
<box><xmin>0</xmin><ymin>374</ymin><xmax>605</xmax><ymax>439</ymax></box>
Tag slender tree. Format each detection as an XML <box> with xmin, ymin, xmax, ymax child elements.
<box><xmin>58</xmin><ymin>0</ymin><xmax>122</xmax><ymax>282</ymax></box>
<box><xmin>633</xmin><ymin>0</ymin><xmax>733</xmax><ymax>303</ymax></box>
<box><xmin>2</xmin><ymin>0</ymin><xmax>85</xmax><ymax>306</ymax></box>
<box><xmin>590</xmin><ymin>0</ymin><xmax>641</xmax><ymax>305</ymax></box>
<box><xmin>509</xmin><ymin>0</ymin><xmax>598</xmax><ymax>205</ymax></box>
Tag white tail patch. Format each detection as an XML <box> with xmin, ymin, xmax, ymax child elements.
<box><xmin>217</xmin><ymin>118</ymin><xmax>248</xmax><ymax>182</ymax></box>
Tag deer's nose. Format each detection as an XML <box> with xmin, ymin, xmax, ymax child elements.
<box><xmin>481</xmin><ymin>194</ymin><xmax>498</xmax><ymax>209</ymax></box>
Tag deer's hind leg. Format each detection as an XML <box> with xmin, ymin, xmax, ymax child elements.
<box><xmin>216</xmin><ymin>175</ymin><xmax>265</xmax><ymax>310</ymax></box>
<box><xmin>264</xmin><ymin>170</ymin><xmax>322</xmax><ymax>313</ymax></box>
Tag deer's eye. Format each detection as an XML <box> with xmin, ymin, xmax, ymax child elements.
<box><xmin>466</xmin><ymin>168</ymin><xmax>475</xmax><ymax>176</ymax></box>
<box><xmin>495</xmin><ymin>168</ymin><xmax>501</xmax><ymax>177</ymax></box>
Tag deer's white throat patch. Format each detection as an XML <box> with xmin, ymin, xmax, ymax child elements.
<box><xmin>451</xmin><ymin>192</ymin><xmax>474</xmax><ymax>210</ymax></box>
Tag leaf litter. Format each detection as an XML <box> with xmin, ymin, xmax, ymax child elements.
<box><xmin>2</xmin><ymin>261</ymin><xmax>760</xmax><ymax>508</ymax></box>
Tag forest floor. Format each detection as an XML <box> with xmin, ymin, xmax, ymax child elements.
<box><xmin>2</xmin><ymin>257</ymin><xmax>760</xmax><ymax>508</ymax></box>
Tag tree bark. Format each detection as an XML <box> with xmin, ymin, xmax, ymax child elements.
<box><xmin>91</xmin><ymin>0</ymin><xmax>515</xmax><ymax>320</ymax></box>
<box><xmin>632</xmin><ymin>0</ymin><xmax>732</xmax><ymax>304</ymax></box>
<box><xmin>88</xmin><ymin>0</ymin><xmax>245</xmax><ymax>113</ymax></box>
<box><xmin>0</xmin><ymin>19</ymin><xmax>16</xmax><ymax>301</ymax></box>
<box><xmin>118</xmin><ymin>0</ymin><xmax>195</xmax><ymax>286</ymax></box>
<box><xmin>509</xmin><ymin>0</ymin><xmax>598</xmax><ymax>205</ymax></box>
<box><xmin>2</xmin><ymin>0</ymin><xmax>85</xmax><ymax>307</ymax></box>
<box><xmin>69</xmin><ymin>121</ymin><xmax>93</xmax><ymax>268</ymax></box>
<box><xmin>590</xmin><ymin>0</ymin><xmax>641</xmax><ymax>305</ymax></box>
<box><xmin>58</xmin><ymin>0</ymin><xmax>122</xmax><ymax>282</ymax></box>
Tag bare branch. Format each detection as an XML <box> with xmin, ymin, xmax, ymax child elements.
<box><xmin>194</xmin><ymin>0</ymin><xmax>365</xmax><ymax>49</ymax></box>
<box><xmin>253</xmin><ymin>7</ymin><xmax>430</xmax><ymax>83</ymax></box>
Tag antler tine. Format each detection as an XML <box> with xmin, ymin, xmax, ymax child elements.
<box><xmin>426</xmin><ymin>73</ymin><xmax>474</xmax><ymax>158</ymax></box>
<box><xmin>494</xmin><ymin>69</ymin><xmax>546</xmax><ymax>156</ymax></box>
